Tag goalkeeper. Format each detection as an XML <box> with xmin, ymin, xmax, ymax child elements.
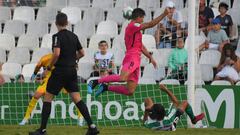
<box><xmin>19</xmin><ymin>53</ymin><xmax>84</xmax><ymax>126</ymax></box>
<box><xmin>143</xmin><ymin>84</ymin><xmax>205</xmax><ymax>131</ymax></box>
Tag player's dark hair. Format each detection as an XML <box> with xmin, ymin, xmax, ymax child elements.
<box><xmin>219</xmin><ymin>2</ymin><xmax>229</xmax><ymax>10</ymax></box>
<box><xmin>56</xmin><ymin>12</ymin><xmax>68</xmax><ymax>27</ymax></box>
<box><xmin>98</xmin><ymin>40</ymin><xmax>108</xmax><ymax>46</ymax></box>
<box><xmin>219</xmin><ymin>43</ymin><xmax>237</xmax><ymax>65</ymax></box>
<box><xmin>131</xmin><ymin>8</ymin><xmax>145</xmax><ymax>20</ymax></box>
<box><xmin>149</xmin><ymin>104</ymin><xmax>166</xmax><ymax>121</ymax></box>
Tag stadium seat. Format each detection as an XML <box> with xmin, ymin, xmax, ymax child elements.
<box><xmin>17</xmin><ymin>34</ymin><xmax>39</xmax><ymax>51</ymax></box>
<box><xmin>106</xmin><ymin>8</ymin><xmax>125</xmax><ymax>25</ymax></box>
<box><xmin>1</xmin><ymin>62</ymin><xmax>22</xmax><ymax>78</ymax></box>
<box><xmin>74</xmin><ymin>20</ymin><xmax>95</xmax><ymax>39</ymax></box>
<box><xmin>212</xmin><ymin>7</ymin><xmax>220</xmax><ymax>17</ymax></box>
<box><xmin>36</xmin><ymin>7</ymin><xmax>58</xmax><ymax>23</ymax></box>
<box><xmin>31</xmin><ymin>48</ymin><xmax>52</xmax><ymax>63</ymax></box>
<box><xmin>78</xmin><ymin>48</ymin><xmax>96</xmax><ymax>64</ymax></box>
<box><xmin>141</xmin><ymin>54</ymin><xmax>149</xmax><ymax>67</ymax></box>
<box><xmin>211</xmin><ymin>80</ymin><xmax>232</xmax><ymax>85</ymax></box>
<box><xmin>61</xmin><ymin>7</ymin><xmax>82</xmax><ymax>25</ymax></box>
<box><xmin>0</xmin><ymin>7</ymin><xmax>11</xmax><ymax>23</ymax></box>
<box><xmin>27</xmin><ymin>21</ymin><xmax>48</xmax><ymax>38</ymax></box>
<box><xmin>185</xmin><ymin>35</ymin><xmax>206</xmax><ymax>51</ymax></box>
<box><xmin>142</xmin><ymin>34</ymin><xmax>157</xmax><ymax>49</ymax></box>
<box><xmin>83</xmin><ymin>8</ymin><xmax>105</xmax><ymax>25</ymax></box>
<box><xmin>0</xmin><ymin>34</ymin><xmax>15</xmax><ymax>51</ymax></box>
<box><xmin>88</xmin><ymin>34</ymin><xmax>111</xmax><ymax>49</ymax></box>
<box><xmin>68</xmin><ymin>0</ymin><xmax>90</xmax><ymax>8</ymax></box>
<box><xmin>199</xmin><ymin>50</ymin><xmax>221</xmax><ymax>67</ymax></box>
<box><xmin>12</xmin><ymin>6</ymin><xmax>34</xmax><ymax>24</ymax></box>
<box><xmin>142</xmin><ymin>8</ymin><xmax>152</xmax><ymax>22</ymax></box>
<box><xmin>50</xmin><ymin>22</ymin><xmax>72</xmax><ymax>34</ymax></box>
<box><xmin>138</xmin><ymin>0</ymin><xmax>160</xmax><ymax>11</ymax></box>
<box><xmin>112</xmin><ymin>35</ymin><xmax>125</xmax><ymax>51</ymax></box>
<box><xmin>231</xmin><ymin>24</ymin><xmax>239</xmax><ymax>40</ymax></box>
<box><xmin>3</xmin><ymin>20</ymin><xmax>25</xmax><ymax>37</ymax></box>
<box><xmin>7</xmin><ymin>47</ymin><xmax>30</xmax><ymax>65</ymax></box>
<box><xmin>96</xmin><ymin>20</ymin><xmax>118</xmax><ymax>38</ymax></box>
<box><xmin>77</xmin><ymin>62</ymin><xmax>94</xmax><ymax>80</ymax></box>
<box><xmin>139</xmin><ymin>78</ymin><xmax>156</xmax><ymax>84</ymax></box>
<box><xmin>153</xmin><ymin>8</ymin><xmax>165</xmax><ymax>18</ymax></box>
<box><xmin>162</xmin><ymin>0</ymin><xmax>184</xmax><ymax>9</ymax></box>
<box><xmin>120</xmin><ymin>20</ymin><xmax>130</xmax><ymax>36</ymax></box>
<box><xmin>112</xmin><ymin>48</ymin><xmax>125</xmax><ymax>66</ymax></box>
<box><xmin>232</xmin><ymin>0</ymin><xmax>240</xmax><ymax>9</ymax></box>
<box><xmin>46</xmin><ymin>0</ymin><xmax>68</xmax><ymax>9</ymax></box>
<box><xmin>0</xmin><ymin>48</ymin><xmax>6</xmax><ymax>63</ymax></box>
<box><xmin>228</xmin><ymin>8</ymin><xmax>240</xmax><ymax>26</ymax></box>
<box><xmin>184</xmin><ymin>80</ymin><xmax>205</xmax><ymax>85</ymax></box>
<box><xmin>200</xmin><ymin>64</ymin><xmax>214</xmax><ymax>82</ymax></box>
<box><xmin>76</xmin><ymin>34</ymin><xmax>88</xmax><ymax>48</ymax></box>
<box><xmin>41</xmin><ymin>34</ymin><xmax>52</xmax><ymax>48</ymax></box>
<box><xmin>92</xmin><ymin>0</ymin><xmax>114</xmax><ymax>9</ymax></box>
<box><xmin>115</xmin><ymin>0</ymin><xmax>137</xmax><ymax>8</ymax></box>
<box><xmin>152</xmin><ymin>48</ymin><xmax>172</xmax><ymax>67</ymax></box>
<box><xmin>2</xmin><ymin>75</ymin><xmax>11</xmax><ymax>83</ymax></box>
<box><xmin>235</xmin><ymin>81</ymin><xmax>240</xmax><ymax>85</ymax></box>
<box><xmin>142</xmin><ymin>64</ymin><xmax>166</xmax><ymax>81</ymax></box>
<box><xmin>160</xmin><ymin>79</ymin><xmax>180</xmax><ymax>85</ymax></box>
<box><xmin>22</xmin><ymin>63</ymin><xmax>36</xmax><ymax>82</ymax></box>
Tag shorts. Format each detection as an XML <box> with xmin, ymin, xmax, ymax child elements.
<box><xmin>216</xmin><ymin>66</ymin><xmax>239</xmax><ymax>81</ymax></box>
<box><xmin>121</xmin><ymin>55</ymin><xmax>140</xmax><ymax>83</ymax></box>
<box><xmin>47</xmin><ymin>67</ymin><xmax>79</xmax><ymax>95</ymax></box>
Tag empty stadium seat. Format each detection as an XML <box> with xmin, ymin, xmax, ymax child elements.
<box><xmin>83</xmin><ymin>8</ymin><xmax>105</xmax><ymax>25</ymax></box>
<box><xmin>112</xmin><ymin>48</ymin><xmax>125</xmax><ymax>66</ymax></box>
<box><xmin>22</xmin><ymin>63</ymin><xmax>36</xmax><ymax>82</ymax></box>
<box><xmin>152</xmin><ymin>48</ymin><xmax>172</xmax><ymax>67</ymax></box>
<box><xmin>76</xmin><ymin>34</ymin><xmax>88</xmax><ymax>48</ymax></box>
<box><xmin>162</xmin><ymin>0</ymin><xmax>184</xmax><ymax>9</ymax></box>
<box><xmin>184</xmin><ymin>80</ymin><xmax>205</xmax><ymax>85</ymax></box>
<box><xmin>106</xmin><ymin>8</ymin><xmax>125</xmax><ymax>25</ymax></box>
<box><xmin>61</xmin><ymin>7</ymin><xmax>82</xmax><ymax>25</ymax></box>
<box><xmin>200</xmin><ymin>64</ymin><xmax>214</xmax><ymax>82</ymax></box>
<box><xmin>27</xmin><ymin>21</ymin><xmax>48</xmax><ymax>38</ymax></box>
<box><xmin>78</xmin><ymin>48</ymin><xmax>96</xmax><ymax>64</ymax></box>
<box><xmin>31</xmin><ymin>48</ymin><xmax>52</xmax><ymax>63</ymax></box>
<box><xmin>1</xmin><ymin>62</ymin><xmax>22</xmax><ymax>78</ymax></box>
<box><xmin>17</xmin><ymin>34</ymin><xmax>39</xmax><ymax>50</ymax></box>
<box><xmin>68</xmin><ymin>0</ymin><xmax>90</xmax><ymax>8</ymax></box>
<box><xmin>211</xmin><ymin>80</ymin><xmax>232</xmax><ymax>85</ymax></box>
<box><xmin>77</xmin><ymin>62</ymin><xmax>94</xmax><ymax>80</ymax></box>
<box><xmin>88</xmin><ymin>34</ymin><xmax>111</xmax><ymax>49</ymax></box>
<box><xmin>3</xmin><ymin>20</ymin><xmax>25</xmax><ymax>37</ymax></box>
<box><xmin>120</xmin><ymin>20</ymin><xmax>130</xmax><ymax>36</ymax></box>
<box><xmin>185</xmin><ymin>35</ymin><xmax>206</xmax><ymax>51</ymax></box>
<box><xmin>96</xmin><ymin>20</ymin><xmax>118</xmax><ymax>38</ymax></box>
<box><xmin>8</xmin><ymin>47</ymin><xmax>30</xmax><ymax>65</ymax></box>
<box><xmin>36</xmin><ymin>7</ymin><xmax>58</xmax><ymax>23</ymax></box>
<box><xmin>115</xmin><ymin>0</ymin><xmax>137</xmax><ymax>8</ymax></box>
<box><xmin>13</xmin><ymin>6</ymin><xmax>34</xmax><ymax>23</ymax></box>
<box><xmin>112</xmin><ymin>35</ymin><xmax>125</xmax><ymax>51</ymax></box>
<box><xmin>142</xmin><ymin>64</ymin><xmax>166</xmax><ymax>81</ymax></box>
<box><xmin>74</xmin><ymin>20</ymin><xmax>95</xmax><ymax>38</ymax></box>
<box><xmin>0</xmin><ymin>7</ymin><xmax>11</xmax><ymax>23</ymax></box>
<box><xmin>41</xmin><ymin>34</ymin><xmax>52</xmax><ymax>48</ymax></box>
<box><xmin>228</xmin><ymin>8</ymin><xmax>240</xmax><ymax>26</ymax></box>
<box><xmin>92</xmin><ymin>0</ymin><xmax>114</xmax><ymax>9</ymax></box>
<box><xmin>138</xmin><ymin>0</ymin><xmax>160</xmax><ymax>11</ymax></box>
<box><xmin>139</xmin><ymin>78</ymin><xmax>156</xmax><ymax>84</ymax></box>
<box><xmin>46</xmin><ymin>0</ymin><xmax>67</xmax><ymax>9</ymax></box>
<box><xmin>199</xmin><ymin>50</ymin><xmax>221</xmax><ymax>67</ymax></box>
<box><xmin>0</xmin><ymin>48</ymin><xmax>6</xmax><ymax>63</ymax></box>
<box><xmin>50</xmin><ymin>22</ymin><xmax>72</xmax><ymax>34</ymax></box>
<box><xmin>235</xmin><ymin>81</ymin><xmax>240</xmax><ymax>85</ymax></box>
<box><xmin>160</xmin><ymin>79</ymin><xmax>180</xmax><ymax>85</ymax></box>
<box><xmin>142</xmin><ymin>34</ymin><xmax>157</xmax><ymax>49</ymax></box>
<box><xmin>0</xmin><ymin>34</ymin><xmax>15</xmax><ymax>51</ymax></box>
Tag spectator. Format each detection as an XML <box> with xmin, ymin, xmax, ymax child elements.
<box><xmin>90</xmin><ymin>40</ymin><xmax>115</xmax><ymax>77</ymax></box>
<box><xmin>199</xmin><ymin>0</ymin><xmax>214</xmax><ymax>35</ymax></box>
<box><xmin>15</xmin><ymin>74</ymin><xmax>25</xmax><ymax>83</ymax></box>
<box><xmin>216</xmin><ymin>2</ymin><xmax>233</xmax><ymax>38</ymax></box>
<box><xmin>167</xmin><ymin>37</ymin><xmax>188</xmax><ymax>84</ymax></box>
<box><xmin>155</xmin><ymin>0</ymin><xmax>183</xmax><ymax>48</ymax></box>
<box><xmin>0</xmin><ymin>63</ymin><xmax>5</xmax><ymax>85</ymax></box>
<box><xmin>214</xmin><ymin>44</ymin><xmax>239</xmax><ymax>84</ymax></box>
<box><xmin>199</xmin><ymin>18</ymin><xmax>229</xmax><ymax>52</ymax></box>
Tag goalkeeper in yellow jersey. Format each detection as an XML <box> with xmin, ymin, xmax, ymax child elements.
<box><xmin>19</xmin><ymin>53</ymin><xmax>84</xmax><ymax>126</ymax></box>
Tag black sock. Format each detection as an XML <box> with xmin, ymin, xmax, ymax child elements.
<box><xmin>40</xmin><ymin>102</ymin><xmax>51</xmax><ymax>131</ymax></box>
<box><xmin>76</xmin><ymin>100</ymin><xmax>93</xmax><ymax>128</ymax></box>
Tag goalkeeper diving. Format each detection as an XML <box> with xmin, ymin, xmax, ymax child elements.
<box><xmin>143</xmin><ymin>84</ymin><xmax>205</xmax><ymax>131</ymax></box>
<box><xmin>19</xmin><ymin>53</ymin><xmax>84</xmax><ymax>126</ymax></box>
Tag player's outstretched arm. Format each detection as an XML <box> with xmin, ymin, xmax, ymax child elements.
<box><xmin>141</xmin><ymin>8</ymin><xmax>169</xmax><ymax>30</ymax></box>
<box><xmin>141</xmin><ymin>45</ymin><xmax>157</xmax><ymax>68</ymax></box>
<box><xmin>159</xmin><ymin>84</ymin><xmax>179</xmax><ymax>107</ymax></box>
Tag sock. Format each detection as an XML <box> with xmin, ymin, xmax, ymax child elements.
<box><xmin>24</xmin><ymin>97</ymin><xmax>38</xmax><ymax>119</ymax></box>
<box><xmin>40</xmin><ymin>102</ymin><xmax>51</xmax><ymax>131</ymax></box>
<box><xmin>98</xmin><ymin>74</ymin><xmax>121</xmax><ymax>83</ymax></box>
<box><xmin>185</xmin><ymin>104</ymin><xmax>195</xmax><ymax>120</ymax></box>
<box><xmin>76</xmin><ymin>100</ymin><xmax>93</xmax><ymax>128</ymax></box>
<box><xmin>76</xmin><ymin>107</ymin><xmax>83</xmax><ymax>118</ymax></box>
<box><xmin>108</xmin><ymin>85</ymin><xmax>129</xmax><ymax>95</ymax></box>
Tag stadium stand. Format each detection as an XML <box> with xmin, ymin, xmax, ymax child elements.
<box><xmin>7</xmin><ymin>47</ymin><xmax>30</xmax><ymax>65</ymax></box>
<box><xmin>61</xmin><ymin>7</ymin><xmax>82</xmax><ymax>25</ymax></box>
<box><xmin>21</xmin><ymin>63</ymin><xmax>36</xmax><ymax>82</ymax></box>
<box><xmin>92</xmin><ymin>0</ymin><xmax>114</xmax><ymax>9</ymax></box>
<box><xmin>159</xmin><ymin>79</ymin><xmax>180</xmax><ymax>85</ymax></box>
<box><xmin>88</xmin><ymin>34</ymin><xmax>111</xmax><ymax>49</ymax></box>
<box><xmin>74</xmin><ymin>20</ymin><xmax>95</xmax><ymax>39</ymax></box>
<box><xmin>36</xmin><ymin>7</ymin><xmax>58</xmax><ymax>24</ymax></box>
<box><xmin>27</xmin><ymin>21</ymin><xmax>48</xmax><ymax>38</ymax></box>
<box><xmin>0</xmin><ymin>7</ymin><xmax>11</xmax><ymax>23</ymax></box>
<box><xmin>31</xmin><ymin>48</ymin><xmax>52</xmax><ymax>63</ymax></box>
<box><xmin>106</xmin><ymin>8</ymin><xmax>125</xmax><ymax>25</ymax></box>
<box><xmin>0</xmin><ymin>48</ymin><xmax>6</xmax><ymax>63</ymax></box>
<box><xmin>68</xmin><ymin>0</ymin><xmax>91</xmax><ymax>8</ymax></box>
<box><xmin>0</xmin><ymin>34</ymin><xmax>15</xmax><ymax>51</ymax></box>
<box><xmin>13</xmin><ymin>6</ymin><xmax>34</xmax><ymax>24</ymax></box>
<box><xmin>1</xmin><ymin>62</ymin><xmax>22</xmax><ymax>78</ymax></box>
<box><xmin>46</xmin><ymin>0</ymin><xmax>68</xmax><ymax>9</ymax></box>
<box><xmin>96</xmin><ymin>20</ymin><xmax>118</xmax><ymax>38</ymax></box>
<box><xmin>3</xmin><ymin>20</ymin><xmax>25</xmax><ymax>37</ymax></box>
<box><xmin>199</xmin><ymin>50</ymin><xmax>221</xmax><ymax>68</ymax></box>
<box><xmin>17</xmin><ymin>34</ymin><xmax>39</xmax><ymax>51</ymax></box>
<box><xmin>40</xmin><ymin>34</ymin><xmax>52</xmax><ymax>49</ymax></box>
<box><xmin>211</xmin><ymin>80</ymin><xmax>232</xmax><ymax>85</ymax></box>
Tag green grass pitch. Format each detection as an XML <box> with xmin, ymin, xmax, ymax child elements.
<box><xmin>0</xmin><ymin>126</ymin><xmax>239</xmax><ymax>135</ymax></box>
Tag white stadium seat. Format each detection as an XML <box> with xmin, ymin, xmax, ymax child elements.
<box><xmin>1</xmin><ymin>62</ymin><xmax>22</xmax><ymax>78</ymax></box>
<box><xmin>152</xmin><ymin>48</ymin><xmax>172</xmax><ymax>67</ymax></box>
<box><xmin>200</xmin><ymin>64</ymin><xmax>214</xmax><ymax>82</ymax></box>
<box><xmin>17</xmin><ymin>34</ymin><xmax>39</xmax><ymax>51</ymax></box>
<box><xmin>96</xmin><ymin>20</ymin><xmax>118</xmax><ymax>38</ymax></box>
<box><xmin>92</xmin><ymin>0</ymin><xmax>114</xmax><ymax>9</ymax></box>
<box><xmin>142</xmin><ymin>34</ymin><xmax>157</xmax><ymax>49</ymax></box>
<box><xmin>74</xmin><ymin>20</ymin><xmax>95</xmax><ymax>38</ymax></box>
<box><xmin>211</xmin><ymin>80</ymin><xmax>232</xmax><ymax>85</ymax></box>
<box><xmin>77</xmin><ymin>62</ymin><xmax>94</xmax><ymax>80</ymax></box>
<box><xmin>83</xmin><ymin>8</ymin><xmax>105</xmax><ymax>25</ymax></box>
<box><xmin>0</xmin><ymin>48</ymin><xmax>6</xmax><ymax>63</ymax></box>
<box><xmin>13</xmin><ymin>6</ymin><xmax>34</xmax><ymax>24</ymax></box>
<box><xmin>68</xmin><ymin>0</ymin><xmax>90</xmax><ymax>8</ymax></box>
<box><xmin>106</xmin><ymin>8</ymin><xmax>125</xmax><ymax>25</ymax></box>
<box><xmin>138</xmin><ymin>0</ymin><xmax>160</xmax><ymax>10</ymax></box>
<box><xmin>61</xmin><ymin>7</ymin><xmax>82</xmax><ymax>25</ymax></box>
<box><xmin>0</xmin><ymin>34</ymin><xmax>15</xmax><ymax>51</ymax></box>
<box><xmin>76</xmin><ymin>34</ymin><xmax>88</xmax><ymax>48</ymax></box>
<box><xmin>3</xmin><ymin>20</ymin><xmax>25</xmax><ymax>37</ymax></box>
<box><xmin>31</xmin><ymin>48</ymin><xmax>52</xmax><ymax>63</ymax></box>
<box><xmin>8</xmin><ymin>47</ymin><xmax>30</xmax><ymax>65</ymax></box>
<box><xmin>142</xmin><ymin>64</ymin><xmax>166</xmax><ymax>81</ymax></box>
<box><xmin>27</xmin><ymin>21</ymin><xmax>48</xmax><ymax>38</ymax></box>
<box><xmin>41</xmin><ymin>34</ymin><xmax>53</xmax><ymax>49</ymax></box>
<box><xmin>36</xmin><ymin>7</ymin><xmax>58</xmax><ymax>23</ymax></box>
<box><xmin>112</xmin><ymin>48</ymin><xmax>125</xmax><ymax>66</ymax></box>
<box><xmin>160</xmin><ymin>79</ymin><xmax>180</xmax><ymax>85</ymax></box>
<box><xmin>112</xmin><ymin>35</ymin><xmax>125</xmax><ymax>51</ymax></box>
<box><xmin>139</xmin><ymin>78</ymin><xmax>156</xmax><ymax>84</ymax></box>
<box><xmin>115</xmin><ymin>0</ymin><xmax>137</xmax><ymax>8</ymax></box>
<box><xmin>50</xmin><ymin>22</ymin><xmax>72</xmax><ymax>34</ymax></box>
<box><xmin>0</xmin><ymin>7</ymin><xmax>11</xmax><ymax>23</ymax></box>
<box><xmin>88</xmin><ymin>34</ymin><xmax>111</xmax><ymax>49</ymax></box>
<box><xmin>199</xmin><ymin>50</ymin><xmax>221</xmax><ymax>67</ymax></box>
<box><xmin>22</xmin><ymin>63</ymin><xmax>36</xmax><ymax>82</ymax></box>
<box><xmin>78</xmin><ymin>48</ymin><xmax>96</xmax><ymax>64</ymax></box>
<box><xmin>46</xmin><ymin>0</ymin><xmax>67</xmax><ymax>9</ymax></box>
<box><xmin>120</xmin><ymin>20</ymin><xmax>130</xmax><ymax>36</ymax></box>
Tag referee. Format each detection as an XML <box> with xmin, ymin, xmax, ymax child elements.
<box><xmin>29</xmin><ymin>13</ymin><xmax>99</xmax><ymax>135</ymax></box>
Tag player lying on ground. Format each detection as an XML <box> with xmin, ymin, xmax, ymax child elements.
<box><xmin>88</xmin><ymin>7</ymin><xmax>169</xmax><ymax>97</ymax></box>
<box><xmin>19</xmin><ymin>53</ymin><xmax>84</xmax><ymax>126</ymax></box>
<box><xmin>143</xmin><ymin>84</ymin><xmax>205</xmax><ymax>131</ymax></box>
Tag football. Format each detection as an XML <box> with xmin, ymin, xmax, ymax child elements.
<box><xmin>122</xmin><ymin>6</ymin><xmax>133</xmax><ymax>20</ymax></box>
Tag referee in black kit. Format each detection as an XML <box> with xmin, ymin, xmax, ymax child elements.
<box><xmin>29</xmin><ymin>13</ymin><xmax>99</xmax><ymax>135</ymax></box>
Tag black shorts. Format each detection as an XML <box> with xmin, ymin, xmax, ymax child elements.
<box><xmin>47</xmin><ymin>67</ymin><xmax>79</xmax><ymax>95</ymax></box>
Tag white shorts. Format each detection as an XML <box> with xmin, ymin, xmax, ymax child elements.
<box><xmin>216</xmin><ymin>66</ymin><xmax>239</xmax><ymax>81</ymax></box>
<box><xmin>209</xmin><ymin>43</ymin><xmax>219</xmax><ymax>50</ymax></box>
